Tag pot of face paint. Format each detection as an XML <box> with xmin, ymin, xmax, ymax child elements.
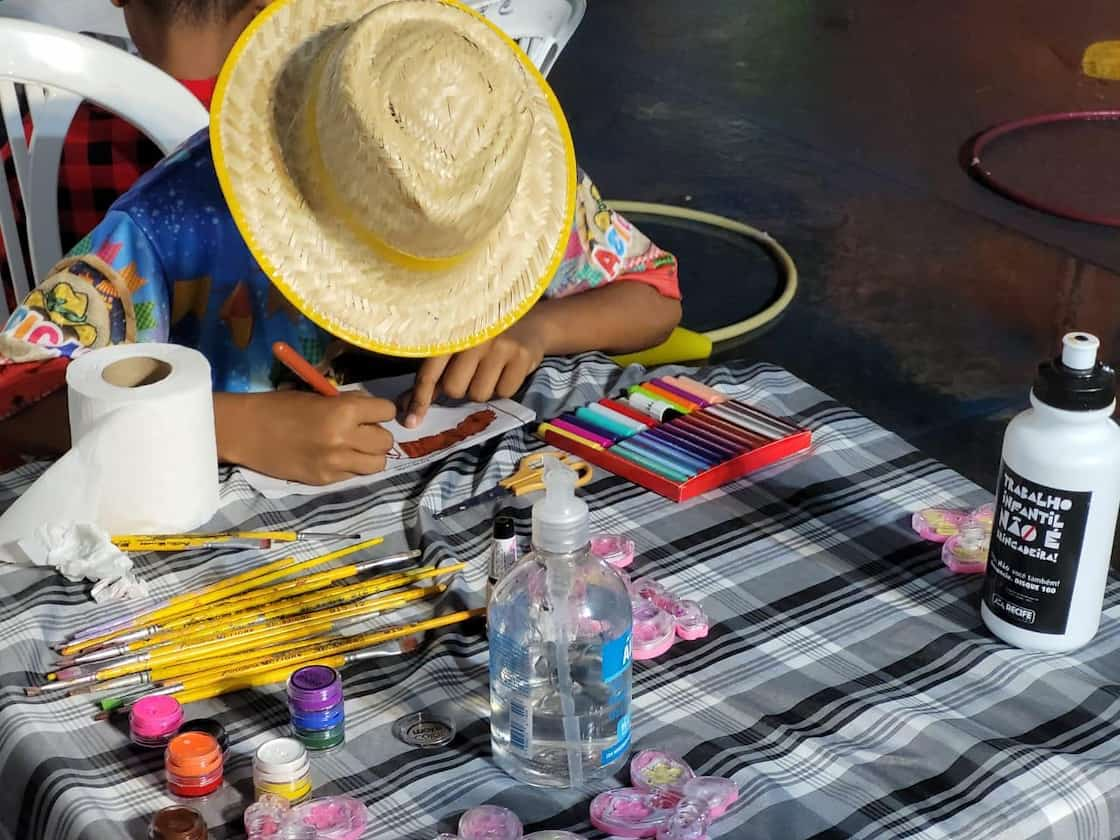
<box><xmin>148</xmin><ymin>805</ymin><xmax>209</xmax><ymax>839</ymax></box>
<box><xmin>131</xmin><ymin>695</ymin><xmax>184</xmax><ymax>749</ymax></box>
<box><xmin>179</xmin><ymin>718</ymin><xmax>229</xmax><ymax>754</ymax></box>
<box><xmin>287</xmin><ymin>665</ymin><xmax>345</xmax><ymax>751</ymax></box>
<box><xmin>165</xmin><ymin>732</ymin><xmax>223</xmax><ymax>798</ymax></box>
<box><xmin>253</xmin><ymin>737</ymin><xmax>313</xmax><ymax>804</ymax></box>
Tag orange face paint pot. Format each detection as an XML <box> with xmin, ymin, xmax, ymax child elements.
<box><xmin>165</xmin><ymin>732</ymin><xmax>223</xmax><ymax>798</ymax></box>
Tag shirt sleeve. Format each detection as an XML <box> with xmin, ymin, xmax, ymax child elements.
<box><xmin>543</xmin><ymin>168</ymin><xmax>681</xmax><ymax>301</ymax></box>
<box><xmin>0</xmin><ymin>211</ymin><xmax>170</xmax><ymax>419</ymax></box>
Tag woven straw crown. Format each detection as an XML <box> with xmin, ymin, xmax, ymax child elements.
<box><xmin>211</xmin><ymin>0</ymin><xmax>576</xmax><ymax>356</ymax></box>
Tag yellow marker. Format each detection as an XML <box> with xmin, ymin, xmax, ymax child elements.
<box><xmin>537</xmin><ymin>422</ymin><xmax>605</xmax><ymax>451</ymax></box>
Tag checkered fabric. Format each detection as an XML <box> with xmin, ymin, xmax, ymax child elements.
<box><xmin>1</xmin><ymin>103</ymin><xmax>165</xmax><ymax>303</ymax></box>
<box><xmin>2</xmin><ymin>355</ymin><xmax>1119</xmax><ymax>840</ymax></box>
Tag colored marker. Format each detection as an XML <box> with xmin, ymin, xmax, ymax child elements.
<box><xmin>577</xmin><ymin>405</ymin><xmax>640</xmax><ymax>439</ymax></box>
<box><xmin>585</xmin><ymin>402</ymin><xmax>648</xmax><ymax>434</ymax></box>
<box><xmin>645</xmin><ymin>426</ymin><xmax>728</xmax><ymax>464</ymax></box>
<box><xmin>639</xmin><ymin>428</ymin><xmax>723</xmax><ymax>468</ymax></box>
<box><xmin>538</xmin><ymin>422</ymin><xmax>605</xmax><ymax>451</ymax></box>
<box><xmin>651</xmin><ymin>378</ymin><xmax>709</xmax><ymax>408</ymax></box>
<box><xmin>665</xmin><ymin>376</ymin><xmax>729</xmax><ymax>405</ymax></box>
<box><xmin>626</xmin><ymin>393</ymin><xmax>683</xmax><ymax>422</ymax></box>
<box><xmin>726</xmin><ymin>399</ymin><xmax>801</xmax><ymax>434</ymax></box>
<box><xmin>707</xmin><ymin>404</ymin><xmax>782</xmax><ymax>440</ymax></box>
<box><xmin>551</xmin><ymin>417</ymin><xmax>615</xmax><ymax>448</ymax></box>
<box><xmin>673</xmin><ymin>415</ymin><xmax>756</xmax><ymax>453</ymax></box>
<box><xmin>630</xmin><ymin>384</ymin><xmax>694</xmax><ymax>414</ymax></box>
<box><xmin>612</xmin><ymin>442</ymin><xmax>693</xmax><ymax>483</ymax></box>
<box><xmin>664</xmin><ymin>418</ymin><xmax>745</xmax><ymax>458</ymax></box>
<box><xmin>563</xmin><ymin>411</ymin><xmax>625</xmax><ymax>444</ymax></box>
<box><xmin>599</xmin><ymin>398</ymin><xmax>657</xmax><ymax>428</ymax></box>
<box><xmin>638</xmin><ymin>382</ymin><xmax>698</xmax><ymax>413</ymax></box>
<box><xmin>627</xmin><ymin>431</ymin><xmax>712</xmax><ymax>473</ymax></box>
<box><xmin>687</xmin><ymin>410</ymin><xmax>768</xmax><ymax>448</ymax></box>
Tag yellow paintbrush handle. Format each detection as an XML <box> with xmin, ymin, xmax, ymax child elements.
<box><xmin>141</xmin><ymin>564</ymin><xmax>463</xmax><ymax>649</ymax></box>
<box><xmin>62</xmin><ymin>537</ymin><xmax>386</xmax><ymax>655</ymax></box>
<box><xmin>169</xmin><ymin>610</ymin><xmax>484</xmax><ymax>696</ymax></box>
<box><xmin>145</xmin><ymin>585</ymin><xmax>440</xmax><ymax>671</ymax></box>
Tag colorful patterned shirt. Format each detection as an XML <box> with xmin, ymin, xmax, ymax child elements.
<box><xmin>1</xmin><ymin>79</ymin><xmax>217</xmax><ymax>310</ymax></box>
<box><xmin>0</xmin><ymin>130</ymin><xmax>679</xmax><ymax>410</ymax></box>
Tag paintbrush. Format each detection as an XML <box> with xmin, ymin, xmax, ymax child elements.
<box><xmin>61</xmin><ymin>545</ymin><xmax>415</xmax><ymax>656</ymax></box>
<box><xmin>111</xmin><ymin>530</ymin><xmax>363</xmax><ymax>552</ymax></box>
<box><xmin>52</xmin><ymin>561</ymin><xmax>457</xmax><ymax>668</ymax></box>
<box><xmin>59</xmin><ymin>537</ymin><xmax>389</xmax><ymax>654</ymax></box>
<box><xmin>94</xmin><ymin>608</ymin><xmax>483</xmax><ymax>717</ymax></box>
<box><xmin>49</xmin><ymin>584</ymin><xmax>445</xmax><ymax>693</ymax></box>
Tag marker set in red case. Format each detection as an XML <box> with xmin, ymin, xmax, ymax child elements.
<box><xmin>538</xmin><ymin>375</ymin><xmax>812</xmax><ymax>502</ymax></box>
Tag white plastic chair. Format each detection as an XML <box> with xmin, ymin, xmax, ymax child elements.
<box><xmin>469</xmin><ymin>0</ymin><xmax>586</xmax><ymax>78</ymax></box>
<box><xmin>0</xmin><ymin>19</ymin><xmax>208</xmax><ymax>320</ymax></box>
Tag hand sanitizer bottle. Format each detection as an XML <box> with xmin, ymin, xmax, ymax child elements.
<box><xmin>488</xmin><ymin>457</ymin><xmax>633</xmax><ymax>788</ymax></box>
<box><xmin>982</xmin><ymin>332</ymin><xmax>1120</xmax><ymax>651</ymax></box>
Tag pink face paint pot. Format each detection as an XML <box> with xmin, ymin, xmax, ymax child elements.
<box><xmin>632</xmin><ymin>601</ymin><xmax>677</xmax><ymax>661</ymax></box>
<box><xmin>590</xmin><ymin>535</ymin><xmax>636</xmax><ymax>569</ymax></box>
<box><xmin>589</xmin><ymin>788</ymin><xmax>676</xmax><ymax>838</ymax></box>
<box><xmin>130</xmin><ymin>695</ymin><xmax>184</xmax><ymax>749</ymax></box>
<box><xmin>681</xmin><ymin>777</ymin><xmax>739</xmax><ymax>820</ymax></box>
<box><xmin>457</xmin><ymin>805</ymin><xmax>523</xmax><ymax>840</ymax></box>
<box><xmin>654</xmin><ymin>799</ymin><xmax>710</xmax><ymax>840</ymax></box>
<box><xmin>289</xmin><ymin>796</ymin><xmax>367</xmax><ymax>840</ymax></box>
<box><xmin>630</xmin><ymin>750</ymin><xmax>695</xmax><ymax>798</ymax></box>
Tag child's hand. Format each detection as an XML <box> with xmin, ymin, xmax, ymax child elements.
<box><xmin>215</xmin><ymin>391</ymin><xmax>395</xmax><ymax>485</ymax></box>
<box><xmin>404</xmin><ymin>320</ymin><xmax>548</xmax><ymax>428</ymax></box>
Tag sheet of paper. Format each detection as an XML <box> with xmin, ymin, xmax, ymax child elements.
<box><xmin>238</xmin><ymin>375</ymin><xmax>534</xmax><ymax>498</ymax></box>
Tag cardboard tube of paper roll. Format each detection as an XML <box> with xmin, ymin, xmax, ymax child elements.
<box><xmin>0</xmin><ymin>344</ymin><xmax>219</xmax><ymax>550</ymax></box>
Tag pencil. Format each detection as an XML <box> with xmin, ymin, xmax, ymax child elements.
<box><xmin>273</xmin><ymin>341</ymin><xmax>339</xmax><ymax>397</ymax></box>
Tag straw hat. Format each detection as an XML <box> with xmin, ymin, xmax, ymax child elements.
<box><xmin>211</xmin><ymin>0</ymin><xmax>577</xmax><ymax>357</ymax></box>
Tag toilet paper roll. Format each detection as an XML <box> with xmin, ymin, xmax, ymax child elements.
<box><xmin>0</xmin><ymin>344</ymin><xmax>219</xmax><ymax>549</ymax></box>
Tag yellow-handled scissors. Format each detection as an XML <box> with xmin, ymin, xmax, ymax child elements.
<box><xmin>434</xmin><ymin>451</ymin><xmax>593</xmax><ymax>519</ymax></box>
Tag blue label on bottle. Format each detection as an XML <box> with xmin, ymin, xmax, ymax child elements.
<box><xmin>602</xmin><ymin>631</ymin><xmax>632</xmax><ymax>683</ymax></box>
<box><xmin>601</xmin><ymin>713</ymin><xmax>632</xmax><ymax>767</ymax></box>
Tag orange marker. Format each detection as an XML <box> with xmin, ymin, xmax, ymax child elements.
<box><xmin>273</xmin><ymin>341</ymin><xmax>339</xmax><ymax>397</ymax></box>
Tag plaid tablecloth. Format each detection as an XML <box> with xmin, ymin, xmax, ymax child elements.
<box><xmin>2</xmin><ymin>354</ymin><xmax>1119</xmax><ymax>840</ymax></box>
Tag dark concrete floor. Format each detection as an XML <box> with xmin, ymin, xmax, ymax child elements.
<box><xmin>549</xmin><ymin>0</ymin><xmax>1120</xmax><ymax>493</ymax></box>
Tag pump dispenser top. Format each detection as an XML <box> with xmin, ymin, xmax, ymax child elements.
<box><xmin>531</xmin><ymin>457</ymin><xmax>590</xmax><ymax>553</ymax></box>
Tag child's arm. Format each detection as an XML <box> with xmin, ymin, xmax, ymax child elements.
<box><xmin>405</xmin><ymin>170</ymin><xmax>683</xmax><ymax>425</ymax></box>
<box><xmin>0</xmin><ymin>213</ymin><xmax>396</xmax><ymax>485</ymax></box>
<box><xmin>405</xmin><ymin>282</ymin><xmax>679</xmax><ymax>424</ymax></box>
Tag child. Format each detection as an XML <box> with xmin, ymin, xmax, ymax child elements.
<box><xmin>0</xmin><ymin>0</ymin><xmax>683</xmax><ymax>486</ymax></box>
<box><xmin>1</xmin><ymin>0</ymin><xmax>270</xmax><ymax>302</ymax></box>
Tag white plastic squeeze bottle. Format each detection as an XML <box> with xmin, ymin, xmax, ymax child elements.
<box><xmin>982</xmin><ymin>332</ymin><xmax>1120</xmax><ymax>651</ymax></box>
<box><xmin>488</xmin><ymin>457</ymin><xmax>633</xmax><ymax>788</ymax></box>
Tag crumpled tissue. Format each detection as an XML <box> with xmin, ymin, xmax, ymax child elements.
<box><xmin>8</xmin><ymin>523</ymin><xmax>148</xmax><ymax>602</ymax></box>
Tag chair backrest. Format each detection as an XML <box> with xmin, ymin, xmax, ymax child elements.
<box><xmin>471</xmin><ymin>0</ymin><xmax>587</xmax><ymax>78</ymax></box>
<box><xmin>0</xmin><ymin>19</ymin><xmax>208</xmax><ymax>320</ymax></box>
